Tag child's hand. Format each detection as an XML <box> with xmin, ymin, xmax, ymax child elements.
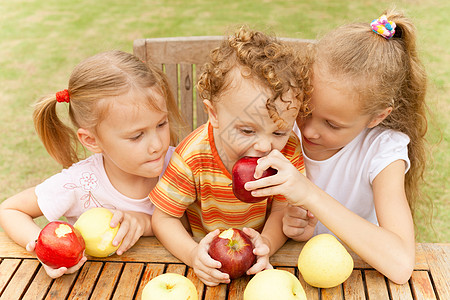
<box><xmin>26</xmin><ymin>240</ymin><xmax>87</xmax><ymax>278</ymax></box>
<box><xmin>110</xmin><ymin>210</ymin><xmax>149</xmax><ymax>255</ymax></box>
<box><xmin>245</xmin><ymin>149</ymin><xmax>312</xmax><ymax>207</ymax></box>
<box><xmin>283</xmin><ymin>204</ymin><xmax>317</xmax><ymax>241</ymax></box>
<box><xmin>190</xmin><ymin>229</ymin><xmax>230</xmax><ymax>286</ymax></box>
<box><xmin>243</xmin><ymin>227</ymin><xmax>273</xmax><ymax>275</ymax></box>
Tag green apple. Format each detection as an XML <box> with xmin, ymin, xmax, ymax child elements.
<box><xmin>74</xmin><ymin>207</ymin><xmax>121</xmax><ymax>257</ymax></box>
<box><xmin>141</xmin><ymin>273</ymin><xmax>198</xmax><ymax>300</ymax></box>
<box><xmin>298</xmin><ymin>234</ymin><xmax>354</xmax><ymax>288</ymax></box>
<box><xmin>244</xmin><ymin>269</ymin><xmax>306</xmax><ymax>300</ymax></box>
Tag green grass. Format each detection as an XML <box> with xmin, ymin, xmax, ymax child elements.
<box><xmin>0</xmin><ymin>0</ymin><xmax>448</xmax><ymax>242</ymax></box>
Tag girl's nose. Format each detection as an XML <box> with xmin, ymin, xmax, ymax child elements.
<box><xmin>148</xmin><ymin>133</ymin><xmax>163</xmax><ymax>154</ymax></box>
<box><xmin>301</xmin><ymin>118</ymin><xmax>320</xmax><ymax>140</ymax></box>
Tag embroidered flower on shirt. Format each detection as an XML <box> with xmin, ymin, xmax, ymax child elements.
<box><xmin>80</xmin><ymin>172</ymin><xmax>98</xmax><ymax>191</ymax></box>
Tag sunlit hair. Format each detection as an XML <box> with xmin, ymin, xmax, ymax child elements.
<box><xmin>197</xmin><ymin>26</ymin><xmax>313</xmax><ymax>130</ymax></box>
<box><xmin>33</xmin><ymin>50</ymin><xmax>183</xmax><ymax>168</ymax></box>
<box><xmin>315</xmin><ymin>9</ymin><xmax>429</xmax><ymax>218</ymax></box>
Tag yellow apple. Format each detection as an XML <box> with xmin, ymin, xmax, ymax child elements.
<box><xmin>298</xmin><ymin>234</ymin><xmax>354</xmax><ymax>288</ymax></box>
<box><xmin>244</xmin><ymin>269</ymin><xmax>306</xmax><ymax>300</ymax></box>
<box><xmin>141</xmin><ymin>273</ymin><xmax>198</xmax><ymax>300</ymax></box>
<box><xmin>73</xmin><ymin>207</ymin><xmax>121</xmax><ymax>257</ymax></box>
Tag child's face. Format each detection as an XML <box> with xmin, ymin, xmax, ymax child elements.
<box><xmin>95</xmin><ymin>88</ymin><xmax>171</xmax><ymax>181</ymax></box>
<box><xmin>297</xmin><ymin>68</ymin><xmax>373</xmax><ymax>161</ymax></box>
<box><xmin>207</xmin><ymin>69</ymin><xmax>297</xmax><ymax>172</ymax></box>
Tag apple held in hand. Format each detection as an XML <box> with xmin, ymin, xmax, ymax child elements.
<box><xmin>232</xmin><ymin>156</ymin><xmax>277</xmax><ymax>203</ymax></box>
<box><xmin>208</xmin><ymin>228</ymin><xmax>256</xmax><ymax>279</ymax></box>
<box><xmin>244</xmin><ymin>269</ymin><xmax>306</xmax><ymax>300</ymax></box>
<box><xmin>141</xmin><ymin>273</ymin><xmax>198</xmax><ymax>300</ymax></box>
<box><xmin>74</xmin><ymin>207</ymin><xmax>121</xmax><ymax>257</ymax></box>
<box><xmin>35</xmin><ymin>221</ymin><xmax>85</xmax><ymax>269</ymax></box>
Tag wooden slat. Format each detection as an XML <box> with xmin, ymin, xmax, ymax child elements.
<box><xmin>0</xmin><ymin>259</ymin><xmax>21</xmax><ymax>294</ymax></box>
<box><xmin>45</xmin><ymin>271</ymin><xmax>78</xmax><ymax>299</ymax></box>
<box><xmin>204</xmin><ymin>284</ymin><xmax>227</xmax><ymax>300</ymax></box>
<box><xmin>298</xmin><ymin>274</ymin><xmax>320</xmax><ymax>300</ymax></box>
<box><xmin>365</xmin><ymin>270</ymin><xmax>390</xmax><ymax>299</ymax></box>
<box><xmin>343</xmin><ymin>269</ymin><xmax>365</xmax><ymax>299</ymax></box>
<box><xmin>227</xmin><ymin>275</ymin><xmax>251</xmax><ymax>300</ymax></box>
<box><xmin>410</xmin><ymin>270</ymin><xmax>437</xmax><ymax>299</ymax></box>
<box><xmin>388</xmin><ymin>279</ymin><xmax>413</xmax><ymax>300</ymax></box>
<box><xmin>133</xmin><ymin>38</ymin><xmax>146</xmax><ymax>62</ymax></box>
<box><xmin>112</xmin><ymin>263</ymin><xmax>145</xmax><ymax>300</ymax></box>
<box><xmin>67</xmin><ymin>261</ymin><xmax>103</xmax><ymax>299</ymax></box>
<box><xmin>180</xmin><ymin>63</ymin><xmax>194</xmax><ymax>131</ymax></box>
<box><xmin>422</xmin><ymin>243</ymin><xmax>450</xmax><ymax>299</ymax></box>
<box><xmin>135</xmin><ymin>263</ymin><xmax>165</xmax><ymax>300</ymax></box>
<box><xmin>0</xmin><ymin>259</ymin><xmax>39</xmax><ymax>300</ymax></box>
<box><xmin>90</xmin><ymin>262</ymin><xmax>123</xmax><ymax>299</ymax></box>
<box><xmin>166</xmin><ymin>263</ymin><xmax>187</xmax><ymax>275</ymax></box>
<box><xmin>186</xmin><ymin>267</ymin><xmax>206</xmax><ymax>300</ymax></box>
<box><xmin>321</xmin><ymin>285</ymin><xmax>343</xmax><ymax>300</ymax></box>
<box><xmin>22</xmin><ymin>267</ymin><xmax>53</xmax><ymax>300</ymax></box>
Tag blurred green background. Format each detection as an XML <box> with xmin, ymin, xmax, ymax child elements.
<box><xmin>0</xmin><ymin>0</ymin><xmax>448</xmax><ymax>242</ymax></box>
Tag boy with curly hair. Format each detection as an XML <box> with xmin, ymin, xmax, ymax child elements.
<box><xmin>150</xmin><ymin>26</ymin><xmax>312</xmax><ymax>286</ymax></box>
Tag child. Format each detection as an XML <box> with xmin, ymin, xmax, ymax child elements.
<box><xmin>245</xmin><ymin>9</ymin><xmax>428</xmax><ymax>284</ymax></box>
<box><xmin>0</xmin><ymin>50</ymin><xmax>184</xmax><ymax>278</ymax></box>
<box><xmin>150</xmin><ymin>27</ymin><xmax>312</xmax><ymax>286</ymax></box>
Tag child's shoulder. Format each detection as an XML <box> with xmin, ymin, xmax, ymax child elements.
<box><xmin>174</xmin><ymin>123</ymin><xmax>210</xmax><ymax>157</ymax></box>
<box><xmin>365</xmin><ymin>127</ymin><xmax>410</xmax><ymax>147</ymax></box>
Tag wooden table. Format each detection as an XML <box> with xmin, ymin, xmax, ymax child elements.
<box><xmin>0</xmin><ymin>232</ymin><xmax>448</xmax><ymax>300</ymax></box>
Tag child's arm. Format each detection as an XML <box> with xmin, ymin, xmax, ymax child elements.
<box><xmin>109</xmin><ymin>210</ymin><xmax>153</xmax><ymax>255</ymax></box>
<box><xmin>0</xmin><ymin>187</ymin><xmax>43</xmax><ymax>247</ymax></box>
<box><xmin>152</xmin><ymin>208</ymin><xmax>230</xmax><ymax>286</ymax></box>
<box><xmin>247</xmin><ymin>150</ymin><xmax>415</xmax><ymax>284</ymax></box>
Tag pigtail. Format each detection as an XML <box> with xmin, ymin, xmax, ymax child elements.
<box><xmin>33</xmin><ymin>95</ymin><xmax>80</xmax><ymax>168</ymax></box>
<box><xmin>382</xmin><ymin>9</ymin><xmax>429</xmax><ymax>215</ymax></box>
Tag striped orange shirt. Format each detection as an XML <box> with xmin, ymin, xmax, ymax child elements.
<box><xmin>150</xmin><ymin>122</ymin><xmax>305</xmax><ymax>237</ymax></box>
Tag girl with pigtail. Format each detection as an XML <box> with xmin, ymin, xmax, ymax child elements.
<box><xmin>0</xmin><ymin>50</ymin><xmax>185</xmax><ymax>278</ymax></box>
<box><xmin>245</xmin><ymin>9</ymin><xmax>429</xmax><ymax>284</ymax></box>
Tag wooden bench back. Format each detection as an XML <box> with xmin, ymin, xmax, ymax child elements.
<box><xmin>133</xmin><ymin>36</ymin><xmax>313</xmax><ymax>142</ymax></box>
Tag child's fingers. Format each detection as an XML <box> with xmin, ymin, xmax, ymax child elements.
<box><xmin>43</xmin><ymin>265</ymin><xmax>68</xmax><ymax>279</ymax></box>
<box><xmin>286</xmin><ymin>205</ymin><xmax>308</xmax><ymax>219</ymax></box>
<box><xmin>195</xmin><ymin>268</ymin><xmax>230</xmax><ymax>286</ymax></box>
<box><xmin>66</xmin><ymin>256</ymin><xmax>87</xmax><ymax>274</ymax></box>
<box><xmin>26</xmin><ymin>240</ymin><xmax>36</xmax><ymax>252</ymax></box>
<box><xmin>110</xmin><ymin>210</ymin><xmax>124</xmax><ymax>228</ymax></box>
<box><xmin>246</xmin><ymin>257</ymin><xmax>272</xmax><ymax>275</ymax></box>
<box><xmin>253</xmin><ymin>150</ymin><xmax>286</xmax><ymax>179</ymax></box>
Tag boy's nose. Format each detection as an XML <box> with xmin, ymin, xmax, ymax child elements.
<box><xmin>253</xmin><ymin>137</ymin><xmax>272</xmax><ymax>156</ymax></box>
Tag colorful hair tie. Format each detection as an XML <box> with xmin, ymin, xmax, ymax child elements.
<box><xmin>56</xmin><ymin>89</ymin><xmax>70</xmax><ymax>103</ymax></box>
<box><xmin>370</xmin><ymin>15</ymin><xmax>396</xmax><ymax>39</ymax></box>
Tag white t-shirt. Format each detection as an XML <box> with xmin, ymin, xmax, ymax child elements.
<box><xmin>35</xmin><ymin>146</ymin><xmax>175</xmax><ymax>224</ymax></box>
<box><xmin>293</xmin><ymin>124</ymin><xmax>410</xmax><ymax>236</ymax></box>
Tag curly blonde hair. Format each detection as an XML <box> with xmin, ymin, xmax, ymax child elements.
<box><xmin>315</xmin><ymin>9</ymin><xmax>429</xmax><ymax>218</ymax></box>
<box><xmin>197</xmin><ymin>26</ymin><xmax>313</xmax><ymax>130</ymax></box>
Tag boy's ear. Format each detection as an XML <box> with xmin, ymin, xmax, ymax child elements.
<box><xmin>367</xmin><ymin>107</ymin><xmax>393</xmax><ymax>128</ymax></box>
<box><xmin>203</xmin><ymin>99</ymin><xmax>219</xmax><ymax>128</ymax></box>
<box><xmin>77</xmin><ymin>128</ymin><xmax>102</xmax><ymax>153</ymax></box>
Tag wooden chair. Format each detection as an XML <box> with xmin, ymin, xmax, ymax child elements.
<box><xmin>133</xmin><ymin>36</ymin><xmax>313</xmax><ymax>142</ymax></box>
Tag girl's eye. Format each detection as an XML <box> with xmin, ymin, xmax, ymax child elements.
<box><xmin>326</xmin><ymin>121</ymin><xmax>340</xmax><ymax>129</ymax></box>
<box><xmin>130</xmin><ymin>132</ymin><xmax>143</xmax><ymax>140</ymax></box>
<box><xmin>158</xmin><ymin>120</ymin><xmax>168</xmax><ymax>128</ymax></box>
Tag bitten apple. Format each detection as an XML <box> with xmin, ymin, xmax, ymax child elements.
<box><xmin>232</xmin><ymin>156</ymin><xmax>277</xmax><ymax>203</ymax></box>
<box><xmin>35</xmin><ymin>221</ymin><xmax>85</xmax><ymax>269</ymax></box>
<box><xmin>208</xmin><ymin>228</ymin><xmax>256</xmax><ymax>279</ymax></box>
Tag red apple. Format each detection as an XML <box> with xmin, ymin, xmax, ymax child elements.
<box><xmin>232</xmin><ymin>156</ymin><xmax>277</xmax><ymax>203</ymax></box>
<box><xmin>35</xmin><ymin>221</ymin><xmax>85</xmax><ymax>269</ymax></box>
<box><xmin>208</xmin><ymin>228</ymin><xmax>256</xmax><ymax>279</ymax></box>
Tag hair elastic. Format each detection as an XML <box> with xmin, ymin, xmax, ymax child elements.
<box><xmin>56</xmin><ymin>89</ymin><xmax>70</xmax><ymax>103</ymax></box>
<box><xmin>370</xmin><ymin>15</ymin><xmax>396</xmax><ymax>39</ymax></box>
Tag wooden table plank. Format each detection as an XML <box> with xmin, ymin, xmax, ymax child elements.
<box><xmin>186</xmin><ymin>267</ymin><xmax>206</xmax><ymax>300</ymax></box>
<box><xmin>298</xmin><ymin>272</ymin><xmax>320</xmax><ymax>300</ymax></box>
<box><xmin>22</xmin><ymin>267</ymin><xmax>54</xmax><ymax>300</ymax></box>
<box><xmin>388</xmin><ymin>279</ymin><xmax>413</xmax><ymax>300</ymax></box>
<box><xmin>45</xmin><ymin>271</ymin><xmax>78</xmax><ymax>299</ymax></box>
<box><xmin>321</xmin><ymin>285</ymin><xmax>343</xmax><ymax>300</ymax></box>
<box><xmin>0</xmin><ymin>259</ymin><xmax>39</xmax><ymax>300</ymax></box>
<box><xmin>204</xmin><ymin>284</ymin><xmax>227</xmax><ymax>300</ymax></box>
<box><xmin>90</xmin><ymin>262</ymin><xmax>123</xmax><ymax>299</ymax></box>
<box><xmin>67</xmin><ymin>261</ymin><xmax>103</xmax><ymax>299</ymax></box>
<box><xmin>343</xmin><ymin>270</ymin><xmax>365</xmax><ymax>299</ymax></box>
<box><xmin>422</xmin><ymin>243</ymin><xmax>450</xmax><ymax>299</ymax></box>
<box><xmin>0</xmin><ymin>258</ymin><xmax>21</xmax><ymax>295</ymax></box>
<box><xmin>410</xmin><ymin>270</ymin><xmax>437</xmax><ymax>299</ymax></box>
<box><xmin>166</xmin><ymin>263</ymin><xmax>187</xmax><ymax>275</ymax></box>
<box><xmin>112</xmin><ymin>263</ymin><xmax>145</xmax><ymax>300</ymax></box>
<box><xmin>365</xmin><ymin>270</ymin><xmax>390</xmax><ymax>299</ymax></box>
<box><xmin>135</xmin><ymin>263</ymin><xmax>165</xmax><ymax>300</ymax></box>
<box><xmin>227</xmin><ymin>275</ymin><xmax>251</xmax><ymax>300</ymax></box>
